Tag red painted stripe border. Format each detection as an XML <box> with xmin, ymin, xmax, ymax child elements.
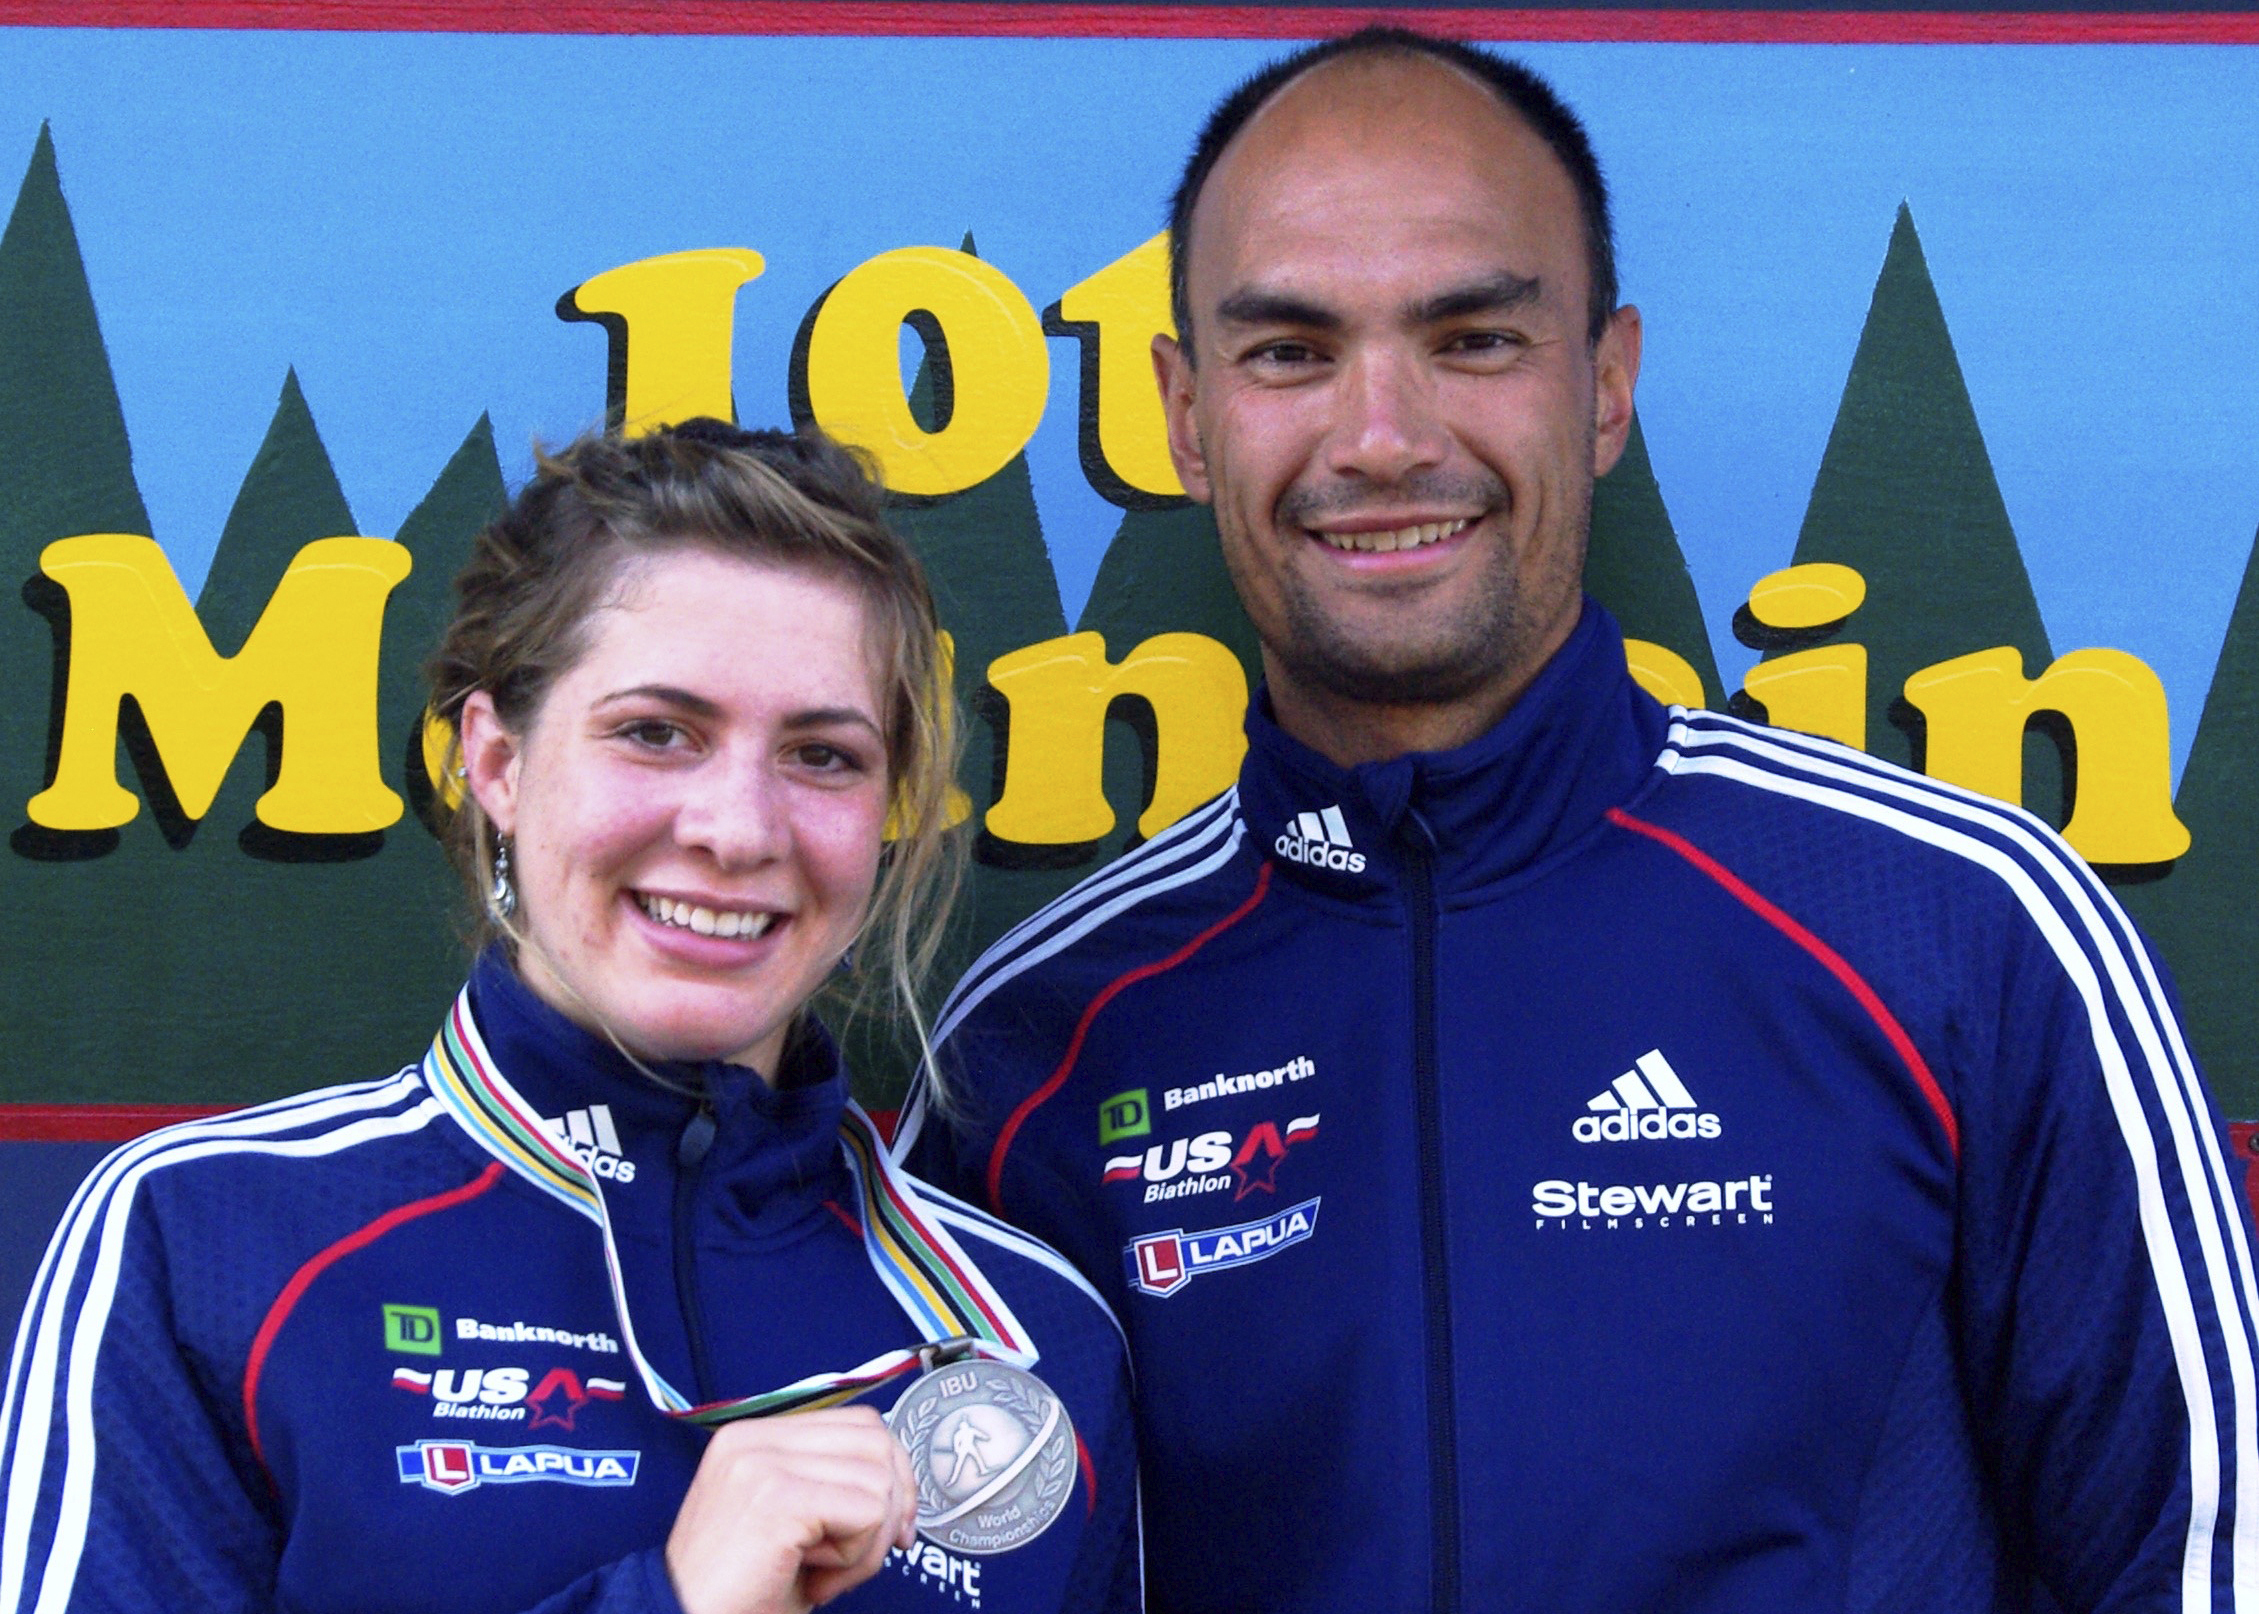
<box><xmin>986</xmin><ymin>860</ymin><xmax>1272</xmax><ymax>1215</ymax></box>
<box><xmin>0</xmin><ymin>1103</ymin><xmax>232</xmax><ymax>1143</ymax></box>
<box><xmin>242</xmin><ymin>1161</ymin><xmax>505</xmax><ymax>1476</ymax></box>
<box><xmin>1607</xmin><ymin>805</ymin><xmax>1960</xmax><ymax>1160</ymax></box>
<box><xmin>0</xmin><ymin>3</ymin><xmax>2249</xmax><ymax>42</ymax></box>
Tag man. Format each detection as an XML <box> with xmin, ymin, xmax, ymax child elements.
<box><xmin>897</xmin><ymin>28</ymin><xmax>2259</xmax><ymax>1612</ymax></box>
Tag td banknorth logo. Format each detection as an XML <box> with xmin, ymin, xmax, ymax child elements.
<box><xmin>1274</xmin><ymin>805</ymin><xmax>1366</xmax><ymax>874</ymax></box>
<box><xmin>1574</xmin><ymin>1049</ymin><xmax>1722</xmax><ymax>1143</ymax></box>
<box><xmin>542</xmin><ymin>1104</ymin><xmax>636</xmax><ymax>1182</ymax></box>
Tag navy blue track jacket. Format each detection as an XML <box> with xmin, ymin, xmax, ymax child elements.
<box><xmin>898</xmin><ymin>601</ymin><xmax>2259</xmax><ymax>1613</ymax></box>
<box><xmin>1</xmin><ymin>954</ymin><xmax>1139</xmax><ymax>1614</ymax></box>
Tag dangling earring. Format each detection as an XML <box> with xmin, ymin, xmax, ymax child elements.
<box><xmin>491</xmin><ymin>837</ymin><xmax>517</xmax><ymax>920</ymax></box>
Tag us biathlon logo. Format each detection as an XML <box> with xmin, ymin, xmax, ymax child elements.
<box><xmin>392</xmin><ymin>1364</ymin><xmax>628</xmax><ymax>1428</ymax></box>
<box><xmin>1275</xmin><ymin>805</ymin><xmax>1366</xmax><ymax>873</ymax></box>
<box><xmin>1103</xmin><ymin>1114</ymin><xmax>1319</xmax><ymax>1203</ymax></box>
<box><xmin>1574</xmin><ymin>1049</ymin><xmax>1722</xmax><ymax>1143</ymax></box>
<box><xmin>1126</xmin><ymin>1196</ymin><xmax>1321</xmax><ymax>1296</ymax></box>
<box><xmin>542</xmin><ymin>1104</ymin><xmax>637</xmax><ymax>1182</ymax></box>
<box><xmin>395</xmin><ymin>1440</ymin><xmax>640</xmax><ymax>1494</ymax></box>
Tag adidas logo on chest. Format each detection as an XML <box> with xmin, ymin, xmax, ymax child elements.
<box><xmin>1275</xmin><ymin>805</ymin><xmax>1366</xmax><ymax>873</ymax></box>
<box><xmin>542</xmin><ymin>1104</ymin><xmax>637</xmax><ymax>1182</ymax></box>
<box><xmin>1573</xmin><ymin>1050</ymin><xmax>1721</xmax><ymax>1143</ymax></box>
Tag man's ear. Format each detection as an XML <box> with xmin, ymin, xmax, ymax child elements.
<box><xmin>1153</xmin><ymin>332</ymin><xmax>1213</xmax><ymax>504</ymax></box>
<box><xmin>456</xmin><ymin>691</ymin><xmax>523</xmax><ymax>837</ymax></box>
<box><xmin>1590</xmin><ymin>304</ymin><xmax>1644</xmax><ymax>479</ymax></box>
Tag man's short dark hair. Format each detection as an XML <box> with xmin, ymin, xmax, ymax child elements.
<box><xmin>1167</xmin><ymin>27</ymin><xmax>1618</xmax><ymax>352</ymax></box>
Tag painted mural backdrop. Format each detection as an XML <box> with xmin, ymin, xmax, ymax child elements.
<box><xmin>2</xmin><ymin>15</ymin><xmax>2258</xmax><ymax>1320</ymax></box>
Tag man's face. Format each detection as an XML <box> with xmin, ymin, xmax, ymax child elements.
<box><xmin>1157</xmin><ymin>55</ymin><xmax>1640</xmax><ymax>732</ymax></box>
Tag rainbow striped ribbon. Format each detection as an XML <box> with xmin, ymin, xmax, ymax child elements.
<box><xmin>421</xmin><ymin>987</ymin><xmax>1035</xmax><ymax>1427</ymax></box>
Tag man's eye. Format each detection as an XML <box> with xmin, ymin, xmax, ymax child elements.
<box><xmin>1246</xmin><ymin>340</ymin><xmax>1325</xmax><ymax>370</ymax></box>
<box><xmin>1444</xmin><ymin>329</ymin><xmax>1525</xmax><ymax>358</ymax></box>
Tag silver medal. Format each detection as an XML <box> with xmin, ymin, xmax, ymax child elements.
<box><xmin>887</xmin><ymin>1356</ymin><xmax>1078</xmax><ymax>1555</ymax></box>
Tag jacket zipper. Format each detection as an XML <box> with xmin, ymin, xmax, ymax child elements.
<box><xmin>1402</xmin><ymin>811</ymin><xmax>1461</xmax><ymax>1614</ymax></box>
<box><xmin>674</xmin><ymin>1104</ymin><xmax>720</xmax><ymax>1405</ymax></box>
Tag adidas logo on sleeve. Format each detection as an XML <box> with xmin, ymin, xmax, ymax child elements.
<box><xmin>1275</xmin><ymin>805</ymin><xmax>1367</xmax><ymax>873</ymax></box>
<box><xmin>1573</xmin><ymin>1050</ymin><xmax>1721</xmax><ymax>1142</ymax></box>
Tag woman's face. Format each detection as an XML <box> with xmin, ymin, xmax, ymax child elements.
<box><xmin>460</xmin><ymin>547</ymin><xmax>891</xmax><ymax>1077</ymax></box>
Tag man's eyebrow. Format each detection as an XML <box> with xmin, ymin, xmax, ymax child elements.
<box><xmin>1213</xmin><ymin>288</ymin><xmax>1342</xmax><ymax>331</ymax></box>
<box><xmin>1408</xmin><ymin>273</ymin><xmax>1543</xmax><ymax>325</ymax></box>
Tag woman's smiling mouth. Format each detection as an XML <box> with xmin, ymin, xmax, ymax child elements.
<box><xmin>635</xmin><ymin>892</ymin><xmax>779</xmax><ymax>941</ymax></box>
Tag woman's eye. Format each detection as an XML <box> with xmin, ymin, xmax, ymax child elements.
<box><xmin>618</xmin><ymin>719</ymin><xmax>687</xmax><ymax>750</ymax></box>
<box><xmin>793</xmin><ymin>742</ymin><xmax>867</xmax><ymax>774</ymax></box>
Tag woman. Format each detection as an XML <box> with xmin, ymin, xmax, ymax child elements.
<box><xmin>2</xmin><ymin>421</ymin><xmax>1139</xmax><ymax>1614</ymax></box>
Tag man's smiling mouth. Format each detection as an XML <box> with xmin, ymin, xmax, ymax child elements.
<box><xmin>636</xmin><ymin>893</ymin><xmax>777</xmax><ymax>940</ymax></box>
<box><xmin>1310</xmin><ymin>517</ymin><xmax>1471</xmax><ymax>554</ymax></box>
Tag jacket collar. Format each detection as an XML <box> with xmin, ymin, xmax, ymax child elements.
<box><xmin>463</xmin><ymin>948</ymin><xmax>848</xmax><ymax>1214</ymax></box>
<box><xmin>1237</xmin><ymin>599</ymin><xmax>1666</xmax><ymax>902</ymax></box>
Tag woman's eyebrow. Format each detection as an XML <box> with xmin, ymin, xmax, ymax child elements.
<box><xmin>784</xmin><ymin>706</ymin><xmax>884</xmax><ymax>735</ymax></box>
<box><xmin>598</xmin><ymin>683</ymin><xmax>722</xmax><ymax>716</ymax></box>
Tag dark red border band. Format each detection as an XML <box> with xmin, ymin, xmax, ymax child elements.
<box><xmin>0</xmin><ymin>3</ymin><xmax>2250</xmax><ymax>42</ymax></box>
<box><xmin>0</xmin><ymin>1103</ymin><xmax>232</xmax><ymax>1142</ymax></box>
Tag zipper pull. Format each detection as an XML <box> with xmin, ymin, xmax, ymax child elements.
<box><xmin>677</xmin><ymin>1107</ymin><xmax>717</xmax><ymax>1171</ymax></box>
<box><xmin>1398</xmin><ymin>806</ymin><xmax>1439</xmax><ymax>859</ymax></box>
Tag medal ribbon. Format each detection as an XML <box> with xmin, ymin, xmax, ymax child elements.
<box><xmin>421</xmin><ymin>987</ymin><xmax>1035</xmax><ymax>1427</ymax></box>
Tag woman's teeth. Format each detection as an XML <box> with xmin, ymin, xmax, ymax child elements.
<box><xmin>638</xmin><ymin>894</ymin><xmax>775</xmax><ymax>940</ymax></box>
<box><xmin>1314</xmin><ymin>517</ymin><xmax>1471</xmax><ymax>553</ymax></box>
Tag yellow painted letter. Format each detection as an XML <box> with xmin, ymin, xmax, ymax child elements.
<box><xmin>1740</xmin><ymin>647</ymin><xmax>1868</xmax><ymax>750</ymax></box>
<box><xmin>984</xmin><ymin>631</ymin><xmax>1247</xmax><ymax>845</ymax></box>
<box><xmin>1624</xmin><ymin>639</ymin><xmax>1706</xmax><ymax>709</ymax></box>
<box><xmin>1901</xmin><ymin>647</ymin><xmax>2189</xmax><ymax>864</ymax></box>
<box><xmin>1049</xmin><ymin>232</ymin><xmax>1185</xmax><ymax>503</ymax></box>
<box><xmin>562</xmin><ymin>248</ymin><xmax>766</xmax><ymax>436</ymax></box>
<box><xmin>800</xmin><ymin>247</ymin><xmax>1048</xmax><ymax>497</ymax></box>
<box><xmin>29</xmin><ymin>534</ymin><xmax>412</xmax><ymax>834</ymax></box>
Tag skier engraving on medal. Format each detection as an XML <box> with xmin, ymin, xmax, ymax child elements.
<box><xmin>888</xmin><ymin>1357</ymin><xmax>1078</xmax><ymax>1555</ymax></box>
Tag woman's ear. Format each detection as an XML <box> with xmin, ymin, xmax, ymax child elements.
<box><xmin>456</xmin><ymin>692</ymin><xmax>523</xmax><ymax>836</ymax></box>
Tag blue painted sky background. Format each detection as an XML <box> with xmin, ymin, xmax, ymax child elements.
<box><xmin>1</xmin><ymin>30</ymin><xmax>2253</xmax><ymax>777</ymax></box>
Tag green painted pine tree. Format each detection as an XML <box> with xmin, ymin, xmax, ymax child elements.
<box><xmin>0</xmin><ymin>125</ymin><xmax>160</xmax><ymax>1102</ymax></box>
<box><xmin>2121</xmin><ymin>525</ymin><xmax>2259</xmax><ymax>1115</ymax></box>
<box><xmin>1588</xmin><ymin>411</ymin><xmax>1720</xmax><ymax>705</ymax></box>
<box><xmin>1787</xmin><ymin>205</ymin><xmax>2059</xmax><ymax>816</ymax></box>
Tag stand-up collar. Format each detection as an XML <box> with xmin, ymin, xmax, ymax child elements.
<box><xmin>1238</xmin><ymin>600</ymin><xmax>1667</xmax><ymax>902</ymax></box>
<box><xmin>464</xmin><ymin>949</ymin><xmax>849</xmax><ymax>1224</ymax></box>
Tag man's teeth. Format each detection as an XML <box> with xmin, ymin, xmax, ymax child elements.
<box><xmin>1314</xmin><ymin>517</ymin><xmax>1471</xmax><ymax>553</ymax></box>
<box><xmin>638</xmin><ymin>894</ymin><xmax>775</xmax><ymax>940</ymax></box>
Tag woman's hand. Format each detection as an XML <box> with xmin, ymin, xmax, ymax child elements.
<box><xmin>665</xmin><ymin>1407</ymin><xmax>920</xmax><ymax>1614</ymax></box>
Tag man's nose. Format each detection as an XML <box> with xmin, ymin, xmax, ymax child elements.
<box><xmin>1323</xmin><ymin>347</ymin><xmax>1449</xmax><ymax>482</ymax></box>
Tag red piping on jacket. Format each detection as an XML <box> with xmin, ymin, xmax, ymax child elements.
<box><xmin>241</xmin><ymin>1162</ymin><xmax>506</xmax><ymax>1478</ymax></box>
<box><xmin>986</xmin><ymin>862</ymin><xmax>1274</xmax><ymax>1215</ymax></box>
<box><xmin>1607</xmin><ymin>806</ymin><xmax>1960</xmax><ymax>1161</ymax></box>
